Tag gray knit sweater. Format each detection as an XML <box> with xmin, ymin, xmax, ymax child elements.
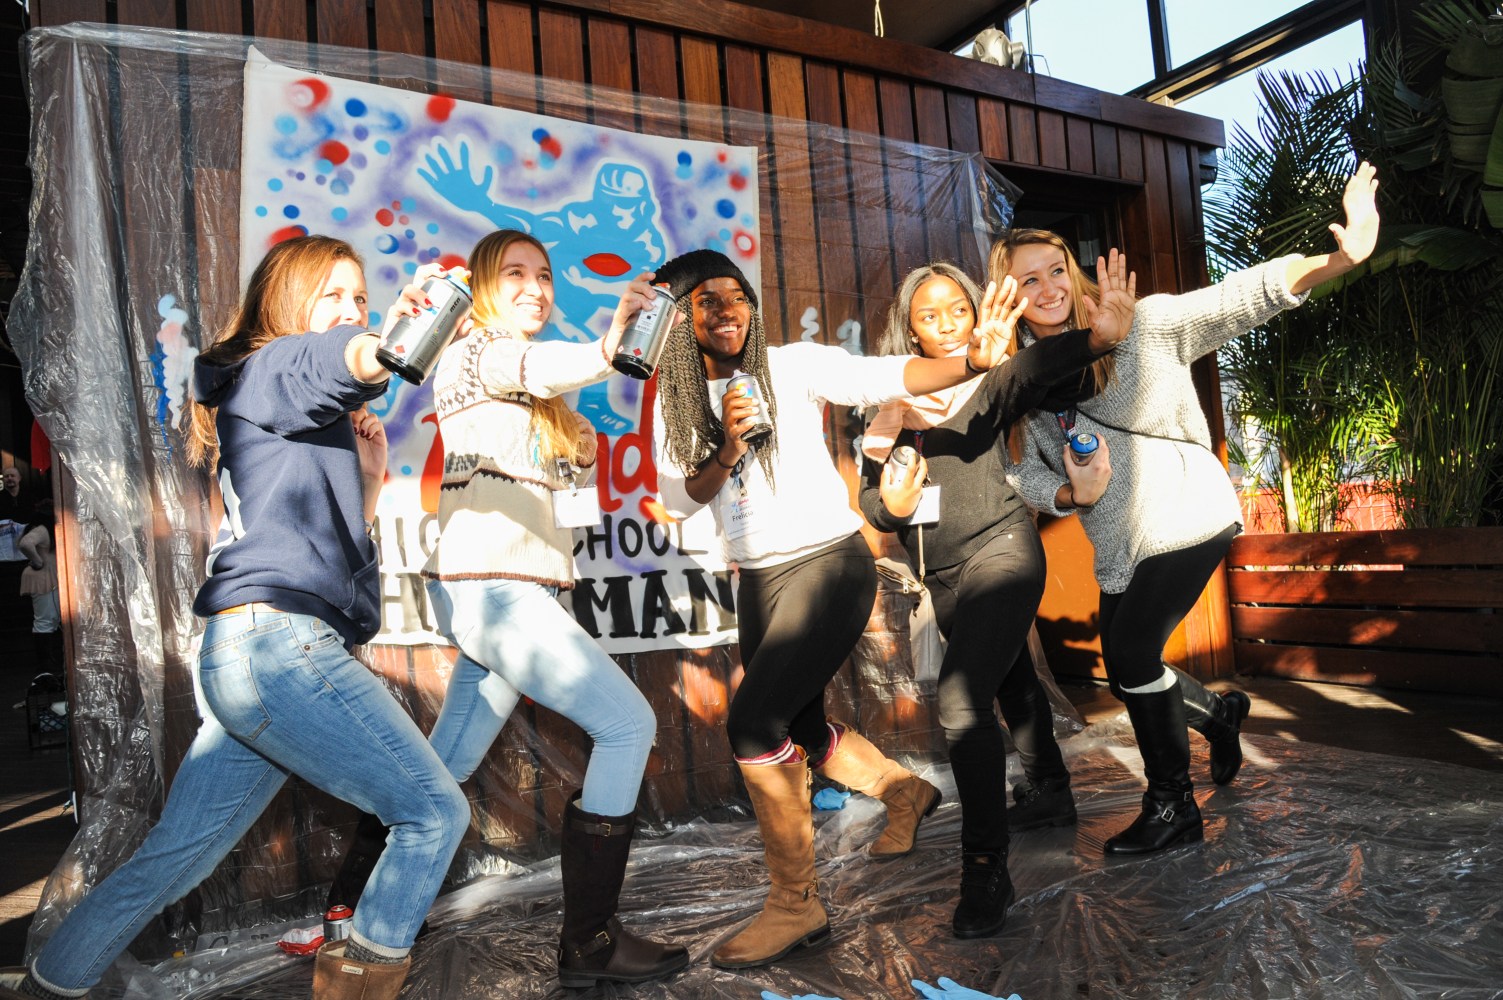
<box><xmin>1006</xmin><ymin>257</ymin><xmax>1307</xmax><ymax>594</ymax></box>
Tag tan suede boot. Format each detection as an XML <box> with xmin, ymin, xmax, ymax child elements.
<box><xmin>711</xmin><ymin>757</ymin><xmax>831</xmax><ymax>969</ymax></box>
<box><xmin>814</xmin><ymin>723</ymin><xmax>941</xmax><ymax>858</ymax></box>
<box><xmin>312</xmin><ymin>940</ymin><xmax>411</xmax><ymax>1000</ymax></box>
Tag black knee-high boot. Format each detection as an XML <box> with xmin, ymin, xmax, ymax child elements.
<box><xmin>1168</xmin><ymin>666</ymin><xmax>1251</xmax><ymax>786</ymax></box>
<box><xmin>558</xmin><ymin>794</ymin><xmax>688</xmax><ymax>987</ymax></box>
<box><xmin>946</xmin><ymin>729</ymin><xmax>1015</xmax><ymax>938</ymax></box>
<box><xmin>1104</xmin><ymin>686</ymin><xmax>1202</xmax><ymax>856</ymax></box>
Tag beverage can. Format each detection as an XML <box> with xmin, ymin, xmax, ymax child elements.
<box><xmin>1067</xmin><ymin>432</ymin><xmax>1099</xmax><ymax>465</ymax></box>
<box><xmin>323</xmin><ymin>904</ymin><xmax>353</xmax><ymax>943</ymax></box>
<box><xmin>727</xmin><ymin>371</ymin><xmax>773</xmax><ymax>447</ymax></box>
<box><xmin>612</xmin><ymin>285</ymin><xmax>678</xmax><ymax>380</ymax></box>
<box><xmin>376</xmin><ymin>272</ymin><xmax>473</xmax><ymax>385</ymax></box>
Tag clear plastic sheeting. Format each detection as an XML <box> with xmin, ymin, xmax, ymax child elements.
<box><xmin>60</xmin><ymin>728</ymin><xmax>1503</xmax><ymax>999</ymax></box>
<box><xmin>9</xmin><ymin>19</ymin><xmax>1024</xmax><ymax>974</ymax></box>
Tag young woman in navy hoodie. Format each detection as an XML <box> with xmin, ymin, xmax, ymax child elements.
<box><xmin>6</xmin><ymin>236</ymin><xmax>466</xmax><ymax>1000</ymax></box>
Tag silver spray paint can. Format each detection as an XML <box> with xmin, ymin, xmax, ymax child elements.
<box><xmin>726</xmin><ymin>371</ymin><xmax>773</xmax><ymax>447</ymax></box>
<box><xmin>611</xmin><ymin>285</ymin><xmax>678</xmax><ymax>380</ymax></box>
<box><xmin>376</xmin><ymin>272</ymin><xmax>473</xmax><ymax>385</ymax></box>
<box><xmin>888</xmin><ymin>444</ymin><xmax>918</xmax><ymax>473</ymax></box>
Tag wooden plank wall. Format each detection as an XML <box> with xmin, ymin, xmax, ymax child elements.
<box><xmin>1226</xmin><ymin>529</ymin><xmax>1503</xmax><ymax>698</ymax></box>
<box><xmin>28</xmin><ymin>0</ymin><xmax>1228</xmax><ymax>892</ymax></box>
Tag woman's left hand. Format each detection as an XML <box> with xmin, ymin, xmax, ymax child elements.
<box><xmin>1331</xmin><ymin>161</ymin><xmax>1380</xmax><ymax>269</ymax></box>
<box><xmin>968</xmin><ymin>275</ymin><xmax>1027</xmax><ymax>372</ymax></box>
<box><xmin>350</xmin><ymin>405</ymin><xmax>388</xmax><ymax>487</ymax></box>
<box><xmin>573</xmin><ymin>411</ymin><xmax>600</xmax><ymax>468</ymax></box>
<box><xmin>1082</xmin><ymin>248</ymin><xmax>1136</xmax><ymax>352</ymax></box>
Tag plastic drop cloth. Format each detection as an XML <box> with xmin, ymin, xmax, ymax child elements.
<box><xmin>59</xmin><ymin>725</ymin><xmax>1503</xmax><ymax>999</ymax></box>
<box><xmin>9</xmin><ymin>19</ymin><xmax>1051</xmax><ymax>979</ymax></box>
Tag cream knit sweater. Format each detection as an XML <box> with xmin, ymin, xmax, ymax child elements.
<box><xmin>1007</xmin><ymin>257</ymin><xmax>1307</xmax><ymax>594</ymax></box>
<box><xmin>421</xmin><ymin>327</ymin><xmax>614</xmax><ymax>588</ymax></box>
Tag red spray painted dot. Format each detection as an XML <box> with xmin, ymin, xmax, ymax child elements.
<box><xmin>729</xmin><ymin>172</ymin><xmax>748</xmax><ymax>191</ymax></box>
<box><xmin>290</xmin><ymin>78</ymin><xmax>330</xmax><ymax>110</ymax></box>
<box><xmin>438</xmin><ymin>253</ymin><xmax>468</xmax><ymax>271</ymax></box>
<box><xmin>427</xmin><ymin>95</ymin><xmax>456</xmax><ymax>122</ymax></box>
<box><xmin>318</xmin><ymin>140</ymin><xmax>350</xmax><ymax>166</ymax></box>
<box><xmin>539</xmin><ymin>136</ymin><xmax>563</xmax><ymax>159</ymax></box>
<box><xmin>375</xmin><ymin>208</ymin><xmax>395</xmax><ymax>226</ymax></box>
<box><xmin>268</xmin><ymin>225</ymin><xmax>309</xmax><ymax>247</ymax></box>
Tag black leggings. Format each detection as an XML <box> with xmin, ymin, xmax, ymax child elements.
<box><xmin>927</xmin><ymin>525</ymin><xmax>1064</xmax><ymax>853</ymax></box>
<box><xmin>727</xmin><ymin>533</ymin><xmax>876</xmax><ymax>760</ymax></box>
<box><xmin>1098</xmin><ymin>524</ymin><xmax>1240</xmax><ymax>691</ymax></box>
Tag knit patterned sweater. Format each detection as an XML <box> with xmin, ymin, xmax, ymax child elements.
<box><xmin>1007</xmin><ymin>257</ymin><xmax>1307</xmax><ymax>594</ymax></box>
<box><xmin>421</xmin><ymin>327</ymin><xmax>614</xmax><ymax>588</ymax></box>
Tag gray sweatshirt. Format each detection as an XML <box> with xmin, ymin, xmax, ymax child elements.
<box><xmin>1007</xmin><ymin>257</ymin><xmax>1306</xmax><ymax>594</ymax></box>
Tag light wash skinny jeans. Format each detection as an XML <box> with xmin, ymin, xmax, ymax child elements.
<box><xmin>30</xmin><ymin>610</ymin><xmax>469</xmax><ymax>995</ymax></box>
<box><xmin>426</xmin><ymin>578</ymin><xmax>656</xmax><ymax>817</ymax></box>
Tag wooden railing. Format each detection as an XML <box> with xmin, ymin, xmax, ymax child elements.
<box><xmin>1226</xmin><ymin>528</ymin><xmax>1503</xmax><ymax>697</ymax></box>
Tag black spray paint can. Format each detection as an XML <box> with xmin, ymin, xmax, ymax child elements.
<box><xmin>376</xmin><ymin>272</ymin><xmax>473</xmax><ymax>385</ymax></box>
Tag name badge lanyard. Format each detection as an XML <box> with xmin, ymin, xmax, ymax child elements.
<box><xmin>912</xmin><ymin>431</ymin><xmax>928</xmax><ymax>578</ymax></box>
<box><xmin>1055</xmin><ymin>408</ymin><xmax>1078</xmax><ymax>445</ymax></box>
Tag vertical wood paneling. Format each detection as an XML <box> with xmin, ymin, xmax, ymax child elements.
<box><xmin>315</xmin><ymin>0</ymin><xmax>368</xmax><ymax>48</ymax></box>
<box><xmin>1091</xmin><ymin>121</ymin><xmax>1119</xmax><ymax>178</ymax></box>
<box><xmin>912</xmin><ymin>85</ymin><xmax>958</xmax><ymax>266</ymax></box>
<box><xmin>31</xmin><ymin>0</ymin><xmax>107</xmax><ymax>26</ymax></box>
<box><xmin>1066</xmin><ymin>116</ymin><xmax>1093</xmax><ymax>174</ymax></box>
<box><xmin>724</xmin><ymin>45</ymin><xmax>780</xmax><ymax>319</ymax></box>
<box><xmin>1141</xmin><ymin>134</ymin><xmax>1174</xmax><ymax>295</ymax></box>
<box><xmin>766</xmin><ymin>51</ymin><xmax>818</xmax><ymax>343</ymax></box>
<box><xmin>841</xmin><ymin>68</ymin><xmax>897</xmax><ymax>312</ymax></box>
<box><xmin>116</xmin><ymin>0</ymin><xmax>175</xmax><ymax>28</ymax></box>
<box><xmin>1118</xmin><ymin>129</ymin><xmax>1145</xmax><ymax>182</ymax></box>
<box><xmin>1006</xmin><ymin>104</ymin><xmax>1037</xmax><ymax>165</ymax></box>
<box><xmin>1037</xmin><ymin>110</ymin><xmax>1067</xmax><ymax>170</ymax></box>
<box><xmin>977</xmin><ymin>98</ymin><xmax>1009</xmax><ymax>162</ymax></box>
<box><xmin>587</xmin><ymin>18</ymin><xmax>634</xmax><ymax>92</ymax></box>
<box><xmin>538</xmin><ymin>8</ymin><xmax>586</xmax><ymax>84</ymax></box>
<box><xmin>912</xmin><ymin>85</ymin><xmax>948</xmax><ymax>149</ymax></box>
<box><xmin>679</xmin><ymin>37</ymin><xmax>722</xmax><ymax>108</ymax></box>
<box><xmin>945</xmin><ymin>93</ymin><xmax>980</xmax><ymax>154</ymax></box>
<box><xmin>433</xmin><ymin>0</ymin><xmax>483</xmax><ymax>66</ymax></box>
<box><xmin>877</xmin><ymin>78</ymin><xmax>929</xmax><ymax>277</ymax></box>
<box><xmin>487</xmin><ymin>0</ymin><xmax>537</xmax><ymax>75</ymax></box>
<box><xmin>374</xmin><ymin>0</ymin><xmax>426</xmax><ymax>57</ymax></box>
<box><xmin>805</xmin><ymin>61</ymin><xmax>858</xmax><ymax>352</ymax></box>
<box><xmin>633</xmin><ymin>26</ymin><xmax>679</xmax><ymax>101</ymax></box>
<box><xmin>877</xmin><ymin>78</ymin><xmax>914</xmax><ymax>142</ymax></box>
<box><xmin>254</xmin><ymin>0</ymin><xmax>307</xmax><ymax>41</ymax></box>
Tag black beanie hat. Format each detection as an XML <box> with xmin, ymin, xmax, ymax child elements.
<box><xmin>655</xmin><ymin>249</ymin><xmax>758</xmax><ymax>310</ymax></box>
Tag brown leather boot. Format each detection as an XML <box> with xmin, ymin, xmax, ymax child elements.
<box><xmin>814</xmin><ymin>723</ymin><xmax>941</xmax><ymax>858</ymax></box>
<box><xmin>312</xmin><ymin>940</ymin><xmax>410</xmax><ymax>1000</ymax></box>
<box><xmin>711</xmin><ymin>757</ymin><xmax>830</xmax><ymax>969</ymax></box>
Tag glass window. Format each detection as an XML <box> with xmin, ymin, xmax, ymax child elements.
<box><xmin>1005</xmin><ymin>0</ymin><xmax>1155</xmax><ymax>95</ymax></box>
<box><xmin>1164</xmin><ymin>0</ymin><xmax>1310</xmax><ymax>68</ymax></box>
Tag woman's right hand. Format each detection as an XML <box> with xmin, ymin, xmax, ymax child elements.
<box><xmin>603</xmin><ymin>272</ymin><xmax>662</xmax><ymax>359</ymax></box>
<box><xmin>1062</xmin><ymin>434</ymin><xmax>1112</xmax><ymax>507</ymax></box>
<box><xmin>880</xmin><ymin>454</ymin><xmax>928</xmax><ymax>519</ymax></box>
<box><xmin>716</xmin><ymin>381</ymin><xmax>759</xmax><ymax>468</ymax></box>
<box><xmin>379</xmin><ymin>263</ymin><xmax>471</xmax><ymax>340</ymax></box>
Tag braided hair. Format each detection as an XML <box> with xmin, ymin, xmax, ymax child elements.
<box><xmin>656</xmin><ymin>289</ymin><xmax>779</xmax><ymax>489</ymax></box>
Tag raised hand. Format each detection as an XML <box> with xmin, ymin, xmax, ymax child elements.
<box><xmin>968</xmin><ymin>275</ymin><xmax>1027</xmax><ymax>372</ymax></box>
<box><xmin>911</xmin><ymin>977</ymin><xmax>1019</xmax><ymax>1000</ymax></box>
<box><xmin>879</xmin><ymin>453</ymin><xmax>928</xmax><ymax>520</ymax></box>
<box><xmin>1330</xmin><ymin>160</ymin><xmax>1379</xmax><ymax>269</ymax></box>
<box><xmin>1081</xmin><ymin>248</ymin><xmax>1136</xmax><ymax>352</ymax></box>
<box><xmin>604</xmin><ymin>271</ymin><xmax>661</xmax><ymax>358</ymax></box>
<box><xmin>417</xmin><ymin>140</ymin><xmax>497</xmax><ymax>219</ymax></box>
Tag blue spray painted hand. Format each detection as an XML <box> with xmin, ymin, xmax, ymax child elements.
<box><xmin>418</xmin><ymin>140</ymin><xmax>504</xmax><ymax>225</ymax></box>
<box><xmin>761</xmin><ymin>992</ymin><xmax>845</xmax><ymax>1000</ymax></box>
<box><xmin>911</xmin><ymin>979</ymin><xmax>1020</xmax><ymax>1000</ymax></box>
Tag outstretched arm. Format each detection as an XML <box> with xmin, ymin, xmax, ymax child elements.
<box><xmin>1285</xmin><ymin>161</ymin><xmax>1380</xmax><ymax>294</ymax></box>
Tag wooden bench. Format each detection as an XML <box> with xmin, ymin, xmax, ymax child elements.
<box><xmin>1225</xmin><ymin>528</ymin><xmax>1503</xmax><ymax>698</ymax></box>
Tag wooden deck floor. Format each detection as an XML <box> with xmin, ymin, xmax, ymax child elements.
<box><xmin>3</xmin><ymin>670</ymin><xmax>1500</xmax><ymax>968</ymax></box>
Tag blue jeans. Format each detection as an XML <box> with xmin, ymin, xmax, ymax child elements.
<box><xmin>30</xmin><ymin>611</ymin><xmax>468</xmax><ymax>994</ymax></box>
<box><xmin>426</xmin><ymin>578</ymin><xmax>656</xmax><ymax>817</ymax></box>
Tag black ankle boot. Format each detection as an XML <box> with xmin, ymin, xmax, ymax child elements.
<box><xmin>1009</xmin><ymin>776</ymin><xmax>1077</xmax><ymax>832</ymax></box>
<box><xmin>951</xmin><ymin>852</ymin><xmax>1014</xmax><ymax>939</ymax></box>
<box><xmin>558</xmin><ymin>794</ymin><xmax>688</xmax><ymax>988</ymax></box>
<box><xmin>1104</xmin><ymin>686</ymin><xmax>1203</xmax><ymax>857</ymax></box>
<box><xmin>1171</xmin><ymin>666</ymin><xmax>1251</xmax><ymax>785</ymax></box>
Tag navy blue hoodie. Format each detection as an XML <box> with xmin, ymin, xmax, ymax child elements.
<box><xmin>192</xmin><ymin>326</ymin><xmax>390</xmax><ymax>647</ymax></box>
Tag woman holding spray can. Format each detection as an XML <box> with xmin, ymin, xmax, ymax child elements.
<box><xmin>416</xmin><ymin>229</ymin><xmax>687</xmax><ymax>987</ymax></box>
<box><xmin>857</xmin><ymin>255</ymin><xmax>1131</xmax><ymax>938</ymax></box>
<box><xmin>999</xmin><ymin>162</ymin><xmax>1380</xmax><ymax>856</ymax></box>
<box><xmin>649</xmin><ymin>249</ymin><xmax>1018</xmax><ymax>969</ymax></box>
<box><xmin>4</xmin><ymin>236</ymin><xmax>467</xmax><ymax>1000</ymax></box>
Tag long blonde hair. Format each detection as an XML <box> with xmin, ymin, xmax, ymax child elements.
<box><xmin>186</xmin><ymin>236</ymin><xmax>364</xmax><ymax>468</ymax></box>
<box><xmin>467</xmin><ymin>229</ymin><xmax>593</xmax><ymax>466</ymax></box>
<box><xmin>987</xmin><ymin>229</ymin><xmax>1118</xmax><ymax>395</ymax></box>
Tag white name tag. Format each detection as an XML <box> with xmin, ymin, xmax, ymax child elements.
<box><xmin>911</xmin><ymin>485</ymin><xmax>941</xmax><ymax>526</ymax></box>
<box><xmin>552</xmin><ymin>487</ymin><xmax>602</xmax><ymax>529</ymax></box>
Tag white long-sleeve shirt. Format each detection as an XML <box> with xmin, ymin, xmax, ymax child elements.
<box><xmin>654</xmin><ymin>342</ymin><xmax>911</xmax><ymax>569</ymax></box>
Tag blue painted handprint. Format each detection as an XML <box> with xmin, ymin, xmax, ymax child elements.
<box><xmin>911</xmin><ymin>978</ymin><xmax>1019</xmax><ymax>1000</ymax></box>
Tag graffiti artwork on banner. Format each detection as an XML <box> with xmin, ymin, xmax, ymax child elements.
<box><xmin>239</xmin><ymin>48</ymin><xmax>756</xmax><ymax>651</ymax></box>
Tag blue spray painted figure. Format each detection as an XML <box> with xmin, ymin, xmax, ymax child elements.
<box><xmin>419</xmin><ymin>139</ymin><xmax>668</xmax><ymax>433</ymax></box>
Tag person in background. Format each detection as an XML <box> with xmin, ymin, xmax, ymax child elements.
<box><xmin>651</xmin><ymin>249</ymin><xmax>1014</xmax><ymax>969</ymax></box>
<box><xmin>18</xmin><ymin>500</ymin><xmax>62</xmax><ymax>675</ymax></box>
<box><xmin>2</xmin><ymin>235</ymin><xmax>467</xmax><ymax>1000</ymax></box>
<box><xmin>859</xmin><ymin>254</ymin><xmax>1131</xmax><ymax>937</ymax></box>
<box><xmin>999</xmin><ymin>163</ymin><xmax>1380</xmax><ymax>856</ymax></box>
